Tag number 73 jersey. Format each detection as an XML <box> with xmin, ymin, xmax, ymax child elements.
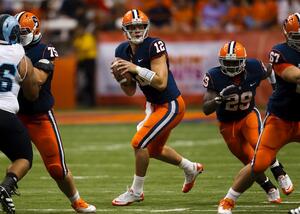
<box><xmin>203</xmin><ymin>58</ymin><xmax>267</xmax><ymax>122</ymax></box>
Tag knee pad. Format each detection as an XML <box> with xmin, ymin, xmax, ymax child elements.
<box><xmin>47</xmin><ymin>164</ymin><xmax>66</xmax><ymax>180</ymax></box>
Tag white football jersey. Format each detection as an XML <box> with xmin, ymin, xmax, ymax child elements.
<box><xmin>0</xmin><ymin>43</ymin><xmax>25</xmax><ymax>113</ymax></box>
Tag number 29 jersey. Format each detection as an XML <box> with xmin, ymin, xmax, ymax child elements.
<box><xmin>0</xmin><ymin>43</ymin><xmax>25</xmax><ymax>114</ymax></box>
<box><xmin>203</xmin><ymin>58</ymin><xmax>266</xmax><ymax>122</ymax></box>
<box><xmin>115</xmin><ymin>37</ymin><xmax>180</xmax><ymax>104</ymax></box>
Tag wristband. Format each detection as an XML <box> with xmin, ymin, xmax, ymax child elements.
<box><xmin>136</xmin><ymin>66</ymin><xmax>155</xmax><ymax>83</ymax></box>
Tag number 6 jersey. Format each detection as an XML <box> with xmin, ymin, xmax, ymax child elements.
<box><xmin>0</xmin><ymin>43</ymin><xmax>25</xmax><ymax>114</ymax></box>
<box><xmin>203</xmin><ymin>58</ymin><xmax>267</xmax><ymax>122</ymax></box>
<box><xmin>115</xmin><ymin>37</ymin><xmax>180</xmax><ymax>104</ymax></box>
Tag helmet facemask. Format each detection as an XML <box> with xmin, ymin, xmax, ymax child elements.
<box><xmin>285</xmin><ymin>31</ymin><xmax>300</xmax><ymax>52</ymax></box>
<box><xmin>20</xmin><ymin>27</ymin><xmax>34</xmax><ymax>46</ymax></box>
<box><xmin>219</xmin><ymin>55</ymin><xmax>246</xmax><ymax>77</ymax></box>
<box><xmin>123</xmin><ymin>22</ymin><xmax>149</xmax><ymax>44</ymax></box>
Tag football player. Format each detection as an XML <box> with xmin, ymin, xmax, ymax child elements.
<box><xmin>203</xmin><ymin>41</ymin><xmax>293</xmax><ymax>214</ymax></box>
<box><xmin>111</xmin><ymin>9</ymin><xmax>203</xmax><ymax>206</ymax></box>
<box><xmin>0</xmin><ymin>14</ymin><xmax>43</xmax><ymax>214</ymax></box>
<box><xmin>217</xmin><ymin>13</ymin><xmax>300</xmax><ymax>214</ymax></box>
<box><xmin>14</xmin><ymin>11</ymin><xmax>96</xmax><ymax>213</ymax></box>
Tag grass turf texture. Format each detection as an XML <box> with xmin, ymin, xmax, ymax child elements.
<box><xmin>0</xmin><ymin>122</ymin><xmax>299</xmax><ymax>213</ymax></box>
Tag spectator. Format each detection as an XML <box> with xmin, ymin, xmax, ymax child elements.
<box><xmin>277</xmin><ymin>0</ymin><xmax>300</xmax><ymax>24</ymax></box>
<box><xmin>223</xmin><ymin>0</ymin><xmax>249</xmax><ymax>32</ymax></box>
<box><xmin>196</xmin><ymin>0</ymin><xmax>228</xmax><ymax>32</ymax></box>
<box><xmin>171</xmin><ymin>0</ymin><xmax>195</xmax><ymax>33</ymax></box>
<box><xmin>73</xmin><ymin>24</ymin><xmax>97</xmax><ymax>107</ymax></box>
<box><xmin>147</xmin><ymin>1</ymin><xmax>172</xmax><ymax>31</ymax></box>
<box><xmin>246</xmin><ymin>0</ymin><xmax>277</xmax><ymax>29</ymax></box>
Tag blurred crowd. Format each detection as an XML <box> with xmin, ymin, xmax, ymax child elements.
<box><xmin>1</xmin><ymin>0</ymin><xmax>299</xmax><ymax>37</ymax></box>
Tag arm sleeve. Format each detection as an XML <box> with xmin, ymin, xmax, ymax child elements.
<box><xmin>202</xmin><ymin>73</ymin><xmax>215</xmax><ymax>90</ymax></box>
<box><xmin>149</xmin><ymin>39</ymin><xmax>167</xmax><ymax>59</ymax></box>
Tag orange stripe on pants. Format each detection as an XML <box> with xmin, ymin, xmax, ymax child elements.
<box><xmin>131</xmin><ymin>96</ymin><xmax>185</xmax><ymax>157</ymax></box>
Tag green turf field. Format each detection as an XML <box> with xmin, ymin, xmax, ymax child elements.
<box><xmin>1</xmin><ymin>122</ymin><xmax>299</xmax><ymax>213</ymax></box>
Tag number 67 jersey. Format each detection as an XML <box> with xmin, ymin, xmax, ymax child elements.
<box><xmin>203</xmin><ymin>58</ymin><xmax>267</xmax><ymax>122</ymax></box>
<box><xmin>268</xmin><ymin>43</ymin><xmax>300</xmax><ymax>121</ymax></box>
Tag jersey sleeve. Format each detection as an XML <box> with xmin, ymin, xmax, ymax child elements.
<box><xmin>202</xmin><ymin>73</ymin><xmax>215</xmax><ymax>91</ymax></box>
<box><xmin>42</xmin><ymin>44</ymin><xmax>59</xmax><ymax>60</ymax></box>
<box><xmin>269</xmin><ymin>48</ymin><xmax>292</xmax><ymax>76</ymax></box>
<box><xmin>149</xmin><ymin>39</ymin><xmax>167</xmax><ymax>59</ymax></box>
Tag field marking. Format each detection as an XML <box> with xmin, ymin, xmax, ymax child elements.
<box><xmin>15</xmin><ymin>208</ymin><xmax>293</xmax><ymax>213</ymax></box>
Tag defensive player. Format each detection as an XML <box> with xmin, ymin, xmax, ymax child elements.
<box><xmin>15</xmin><ymin>11</ymin><xmax>96</xmax><ymax>213</ymax></box>
<box><xmin>0</xmin><ymin>14</ymin><xmax>42</xmax><ymax>214</ymax></box>
<box><xmin>217</xmin><ymin>13</ymin><xmax>300</xmax><ymax>214</ymax></box>
<box><xmin>111</xmin><ymin>9</ymin><xmax>203</xmax><ymax>206</ymax></box>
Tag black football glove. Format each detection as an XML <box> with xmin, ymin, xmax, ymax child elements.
<box><xmin>215</xmin><ymin>84</ymin><xmax>237</xmax><ymax>104</ymax></box>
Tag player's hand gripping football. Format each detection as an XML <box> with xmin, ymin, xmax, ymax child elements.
<box><xmin>215</xmin><ymin>84</ymin><xmax>237</xmax><ymax>104</ymax></box>
<box><xmin>110</xmin><ymin>58</ymin><xmax>135</xmax><ymax>85</ymax></box>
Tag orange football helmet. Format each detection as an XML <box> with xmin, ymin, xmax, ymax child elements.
<box><xmin>283</xmin><ymin>13</ymin><xmax>300</xmax><ymax>51</ymax></box>
<box><xmin>219</xmin><ymin>41</ymin><xmax>247</xmax><ymax>77</ymax></box>
<box><xmin>122</xmin><ymin>9</ymin><xmax>150</xmax><ymax>44</ymax></box>
<box><xmin>15</xmin><ymin>11</ymin><xmax>41</xmax><ymax>46</ymax></box>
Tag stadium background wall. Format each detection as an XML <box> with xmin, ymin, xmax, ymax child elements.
<box><xmin>52</xmin><ymin>30</ymin><xmax>283</xmax><ymax>109</ymax></box>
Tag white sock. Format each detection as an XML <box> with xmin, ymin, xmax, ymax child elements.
<box><xmin>179</xmin><ymin>158</ymin><xmax>194</xmax><ymax>173</ymax></box>
<box><xmin>130</xmin><ymin>175</ymin><xmax>145</xmax><ymax>195</ymax></box>
<box><xmin>69</xmin><ymin>191</ymin><xmax>80</xmax><ymax>203</ymax></box>
<box><xmin>225</xmin><ymin>188</ymin><xmax>241</xmax><ymax>202</ymax></box>
<box><xmin>270</xmin><ymin>159</ymin><xmax>280</xmax><ymax>168</ymax></box>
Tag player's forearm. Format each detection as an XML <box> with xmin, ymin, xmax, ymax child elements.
<box><xmin>202</xmin><ymin>99</ymin><xmax>219</xmax><ymax>115</ymax></box>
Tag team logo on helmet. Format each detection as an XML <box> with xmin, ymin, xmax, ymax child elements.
<box><xmin>283</xmin><ymin>13</ymin><xmax>300</xmax><ymax>52</ymax></box>
<box><xmin>15</xmin><ymin>11</ymin><xmax>42</xmax><ymax>46</ymax></box>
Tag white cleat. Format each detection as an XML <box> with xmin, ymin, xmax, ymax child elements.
<box><xmin>277</xmin><ymin>174</ymin><xmax>294</xmax><ymax>195</ymax></box>
<box><xmin>182</xmin><ymin>162</ymin><xmax>204</xmax><ymax>193</ymax></box>
<box><xmin>71</xmin><ymin>198</ymin><xmax>96</xmax><ymax>213</ymax></box>
<box><xmin>267</xmin><ymin>188</ymin><xmax>282</xmax><ymax>204</ymax></box>
<box><xmin>289</xmin><ymin>206</ymin><xmax>300</xmax><ymax>214</ymax></box>
<box><xmin>217</xmin><ymin>198</ymin><xmax>234</xmax><ymax>214</ymax></box>
<box><xmin>112</xmin><ymin>188</ymin><xmax>144</xmax><ymax>206</ymax></box>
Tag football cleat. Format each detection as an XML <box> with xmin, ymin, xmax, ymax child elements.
<box><xmin>71</xmin><ymin>198</ymin><xmax>96</xmax><ymax>213</ymax></box>
<box><xmin>112</xmin><ymin>188</ymin><xmax>144</xmax><ymax>206</ymax></box>
<box><xmin>0</xmin><ymin>186</ymin><xmax>15</xmax><ymax>214</ymax></box>
<box><xmin>217</xmin><ymin>198</ymin><xmax>235</xmax><ymax>214</ymax></box>
<box><xmin>182</xmin><ymin>162</ymin><xmax>204</xmax><ymax>193</ymax></box>
<box><xmin>277</xmin><ymin>174</ymin><xmax>294</xmax><ymax>195</ymax></box>
<box><xmin>289</xmin><ymin>206</ymin><xmax>300</xmax><ymax>214</ymax></box>
<box><xmin>267</xmin><ymin>188</ymin><xmax>282</xmax><ymax>204</ymax></box>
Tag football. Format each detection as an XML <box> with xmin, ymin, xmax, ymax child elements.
<box><xmin>111</xmin><ymin>58</ymin><xmax>134</xmax><ymax>85</ymax></box>
<box><xmin>120</xmin><ymin>72</ymin><xmax>134</xmax><ymax>85</ymax></box>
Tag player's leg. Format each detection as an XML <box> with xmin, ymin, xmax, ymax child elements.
<box><xmin>0</xmin><ymin>110</ymin><xmax>33</xmax><ymax>214</ymax></box>
<box><xmin>241</xmin><ymin>111</ymin><xmax>281</xmax><ymax>202</ymax></box>
<box><xmin>147</xmin><ymin>96</ymin><xmax>203</xmax><ymax>193</ymax></box>
<box><xmin>218</xmin><ymin>112</ymin><xmax>278</xmax><ymax>214</ymax></box>
<box><xmin>19</xmin><ymin>111</ymin><xmax>96</xmax><ymax>213</ymax></box>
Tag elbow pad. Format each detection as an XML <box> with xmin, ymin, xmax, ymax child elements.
<box><xmin>34</xmin><ymin>59</ymin><xmax>54</xmax><ymax>74</ymax></box>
